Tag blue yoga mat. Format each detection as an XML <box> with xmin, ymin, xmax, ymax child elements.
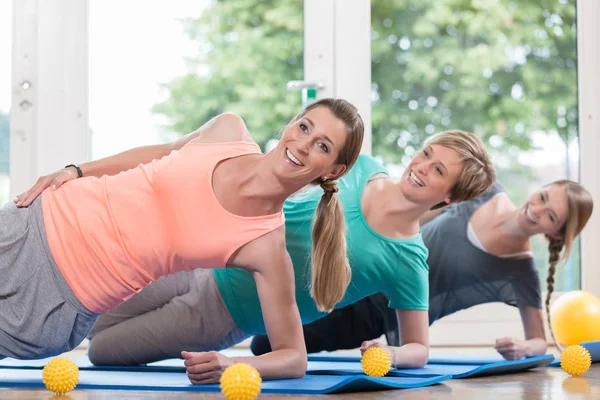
<box><xmin>0</xmin><ymin>357</ymin><xmax>186</xmax><ymax>372</ymax></box>
<box><xmin>0</xmin><ymin>349</ymin><xmax>252</xmax><ymax>372</ymax></box>
<box><xmin>308</xmin><ymin>353</ymin><xmax>360</xmax><ymax>362</ymax></box>
<box><xmin>548</xmin><ymin>340</ymin><xmax>600</xmax><ymax>367</ymax></box>
<box><xmin>0</xmin><ymin>368</ymin><xmax>449</xmax><ymax>393</ymax></box>
<box><xmin>428</xmin><ymin>353</ymin><xmax>515</xmax><ymax>365</ymax></box>
<box><xmin>306</xmin><ymin>354</ymin><xmax>554</xmax><ymax>379</ymax></box>
<box><xmin>0</xmin><ymin>352</ymin><xmax>555</xmax><ymax>379</ymax></box>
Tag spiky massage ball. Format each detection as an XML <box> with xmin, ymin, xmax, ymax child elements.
<box><xmin>220</xmin><ymin>363</ymin><xmax>262</xmax><ymax>400</ymax></box>
<box><xmin>361</xmin><ymin>347</ymin><xmax>392</xmax><ymax>377</ymax></box>
<box><xmin>42</xmin><ymin>357</ymin><xmax>79</xmax><ymax>394</ymax></box>
<box><xmin>561</xmin><ymin>345</ymin><xmax>592</xmax><ymax>377</ymax></box>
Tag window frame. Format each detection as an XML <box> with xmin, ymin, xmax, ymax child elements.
<box><xmin>393</xmin><ymin>0</ymin><xmax>600</xmax><ymax>345</ymax></box>
<box><xmin>10</xmin><ymin>0</ymin><xmax>598</xmax><ymax>347</ymax></box>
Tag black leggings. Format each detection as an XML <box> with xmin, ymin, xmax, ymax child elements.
<box><xmin>250</xmin><ymin>293</ymin><xmax>399</xmax><ymax>355</ymax></box>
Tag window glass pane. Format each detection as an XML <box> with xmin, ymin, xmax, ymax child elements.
<box><xmin>0</xmin><ymin>1</ymin><xmax>11</xmax><ymax>205</ymax></box>
<box><xmin>371</xmin><ymin>0</ymin><xmax>579</xmax><ymax>291</ymax></box>
<box><xmin>90</xmin><ymin>0</ymin><xmax>304</xmax><ymax>159</ymax></box>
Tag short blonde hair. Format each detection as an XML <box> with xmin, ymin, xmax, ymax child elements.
<box><xmin>425</xmin><ymin>130</ymin><xmax>495</xmax><ymax>208</ymax></box>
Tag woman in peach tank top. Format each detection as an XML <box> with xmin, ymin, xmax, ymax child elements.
<box><xmin>10</xmin><ymin>98</ymin><xmax>364</xmax><ymax>382</ymax></box>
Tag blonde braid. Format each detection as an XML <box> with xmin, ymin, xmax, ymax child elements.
<box><xmin>545</xmin><ymin>237</ymin><xmax>565</xmax><ymax>349</ymax></box>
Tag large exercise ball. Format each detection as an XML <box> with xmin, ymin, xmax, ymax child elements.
<box><xmin>550</xmin><ymin>290</ymin><xmax>600</xmax><ymax>347</ymax></box>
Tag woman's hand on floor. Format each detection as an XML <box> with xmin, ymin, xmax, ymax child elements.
<box><xmin>182</xmin><ymin>350</ymin><xmax>234</xmax><ymax>384</ymax></box>
<box><xmin>14</xmin><ymin>167</ymin><xmax>78</xmax><ymax>207</ymax></box>
<box><xmin>360</xmin><ymin>340</ymin><xmax>380</xmax><ymax>354</ymax></box>
<box><xmin>360</xmin><ymin>340</ymin><xmax>394</xmax><ymax>359</ymax></box>
<box><xmin>495</xmin><ymin>337</ymin><xmax>527</xmax><ymax>360</ymax></box>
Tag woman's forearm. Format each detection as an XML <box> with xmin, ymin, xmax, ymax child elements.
<box><xmin>391</xmin><ymin>342</ymin><xmax>429</xmax><ymax>369</ymax></box>
<box><xmin>524</xmin><ymin>338</ymin><xmax>548</xmax><ymax>357</ymax></box>
<box><xmin>79</xmin><ymin>144</ymin><xmax>172</xmax><ymax>178</ymax></box>
<box><xmin>231</xmin><ymin>349</ymin><xmax>307</xmax><ymax>379</ymax></box>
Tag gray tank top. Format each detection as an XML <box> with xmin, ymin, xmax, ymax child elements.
<box><xmin>422</xmin><ymin>182</ymin><xmax>542</xmax><ymax>325</ymax></box>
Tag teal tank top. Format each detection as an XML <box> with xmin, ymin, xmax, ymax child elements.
<box><xmin>213</xmin><ymin>154</ymin><xmax>429</xmax><ymax>335</ymax></box>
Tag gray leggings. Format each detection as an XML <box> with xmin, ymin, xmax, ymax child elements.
<box><xmin>0</xmin><ymin>199</ymin><xmax>98</xmax><ymax>359</ymax></box>
<box><xmin>87</xmin><ymin>268</ymin><xmax>249</xmax><ymax>365</ymax></box>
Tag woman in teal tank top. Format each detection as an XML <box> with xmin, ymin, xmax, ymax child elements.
<box><xmin>87</xmin><ymin>129</ymin><xmax>495</xmax><ymax>375</ymax></box>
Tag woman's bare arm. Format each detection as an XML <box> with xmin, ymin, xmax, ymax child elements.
<box><xmin>15</xmin><ymin>113</ymin><xmax>250</xmax><ymax>207</ymax></box>
<box><xmin>495</xmin><ymin>304</ymin><xmax>547</xmax><ymax>359</ymax></box>
<box><xmin>360</xmin><ymin>309</ymin><xmax>429</xmax><ymax>368</ymax></box>
<box><xmin>183</xmin><ymin>227</ymin><xmax>307</xmax><ymax>383</ymax></box>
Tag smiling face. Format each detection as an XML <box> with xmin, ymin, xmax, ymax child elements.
<box><xmin>518</xmin><ymin>184</ymin><xmax>569</xmax><ymax>237</ymax></box>
<box><xmin>273</xmin><ymin>106</ymin><xmax>348</xmax><ymax>184</ymax></box>
<box><xmin>399</xmin><ymin>144</ymin><xmax>464</xmax><ymax>207</ymax></box>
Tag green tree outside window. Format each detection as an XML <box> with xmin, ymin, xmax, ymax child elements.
<box><xmin>153</xmin><ymin>0</ymin><xmax>579</xmax><ymax>291</ymax></box>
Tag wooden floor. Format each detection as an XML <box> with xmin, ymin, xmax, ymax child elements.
<box><xmin>1</xmin><ymin>350</ymin><xmax>599</xmax><ymax>399</ymax></box>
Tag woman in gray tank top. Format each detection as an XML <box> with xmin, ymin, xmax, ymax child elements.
<box><xmin>251</xmin><ymin>180</ymin><xmax>593</xmax><ymax>360</ymax></box>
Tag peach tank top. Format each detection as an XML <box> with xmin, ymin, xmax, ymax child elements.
<box><xmin>42</xmin><ymin>141</ymin><xmax>284</xmax><ymax>313</ymax></box>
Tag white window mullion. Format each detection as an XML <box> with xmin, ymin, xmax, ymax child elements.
<box><xmin>333</xmin><ymin>0</ymin><xmax>371</xmax><ymax>154</ymax></box>
<box><xmin>11</xmin><ymin>0</ymin><xmax>89</xmax><ymax>198</ymax></box>
<box><xmin>304</xmin><ymin>0</ymin><xmax>372</xmax><ymax>154</ymax></box>
<box><xmin>10</xmin><ymin>0</ymin><xmax>38</xmax><ymax>199</ymax></box>
<box><xmin>578</xmin><ymin>0</ymin><xmax>600</xmax><ymax>298</ymax></box>
<box><xmin>303</xmin><ymin>0</ymin><xmax>335</xmax><ymax>100</ymax></box>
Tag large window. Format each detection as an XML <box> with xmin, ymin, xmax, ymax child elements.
<box><xmin>0</xmin><ymin>1</ymin><xmax>11</xmax><ymax>205</ymax></box>
<box><xmin>89</xmin><ymin>0</ymin><xmax>304</xmax><ymax>159</ymax></box>
<box><xmin>371</xmin><ymin>0</ymin><xmax>579</xmax><ymax>291</ymax></box>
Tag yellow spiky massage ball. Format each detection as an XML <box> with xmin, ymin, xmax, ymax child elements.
<box><xmin>42</xmin><ymin>357</ymin><xmax>79</xmax><ymax>394</ymax></box>
<box><xmin>361</xmin><ymin>347</ymin><xmax>392</xmax><ymax>377</ymax></box>
<box><xmin>220</xmin><ymin>363</ymin><xmax>262</xmax><ymax>400</ymax></box>
<box><xmin>561</xmin><ymin>345</ymin><xmax>592</xmax><ymax>377</ymax></box>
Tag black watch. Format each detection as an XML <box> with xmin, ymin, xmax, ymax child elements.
<box><xmin>65</xmin><ymin>164</ymin><xmax>83</xmax><ymax>178</ymax></box>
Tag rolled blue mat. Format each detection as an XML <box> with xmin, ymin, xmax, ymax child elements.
<box><xmin>549</xmin><ymin>340</ymin><xmax>600</xmax><ymax>367</ymax></box>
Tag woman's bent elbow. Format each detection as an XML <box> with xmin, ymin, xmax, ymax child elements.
<box><xmin>415</xmin><ymin>355</ymin><xmax>428</xmax><ymax>369</ymax></box>
<box><xmin>290</xmin><ymin>351</ymin><xmax>308</xmax><ymax>378</ymax></box>
<box><xmin>413</xmin><ymin>345</ymin><xmax>429</xmax><ymax>368</ymax></box>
